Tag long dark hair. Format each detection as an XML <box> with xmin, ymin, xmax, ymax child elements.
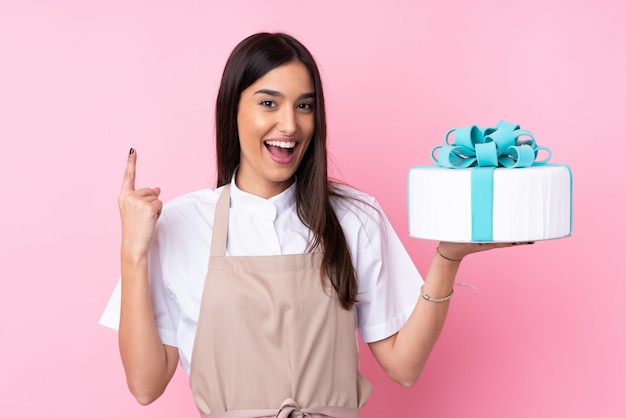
<box><xmin>215</xmin><ymin>32</ymin><xmax>358</xmax><ymax>309</ymax></box>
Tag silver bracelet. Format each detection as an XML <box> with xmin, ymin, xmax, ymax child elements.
<box><xmin>420</xmin><ymin>285</ymin><xmax>454</xmax><ymax>303</ymax></box>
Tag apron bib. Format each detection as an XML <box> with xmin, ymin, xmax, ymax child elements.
<box><xmin>189</xmin><ymin>185</ymin><xmax>371</xmax><ymax>417</ymax></box>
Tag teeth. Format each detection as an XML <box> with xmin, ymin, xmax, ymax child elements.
<box><xmin>265</xmin><ymin>140</ymin><xmax>296</xmax><ymax>149</ymax></box>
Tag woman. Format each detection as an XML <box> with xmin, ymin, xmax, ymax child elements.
<box><xmin>102</xmin><ymin>32</ymin><xmax>523</xmax><ymax>417</ymax></box>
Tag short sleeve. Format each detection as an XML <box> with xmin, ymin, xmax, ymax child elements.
<box><xmin>147</xmin><ymin>216</ymin><xmax>180</xmax><ymax>346</ymax></box>
<box><xmin>347</xmin><ymin>199</ymin><xmax>423</xmax><ymax>343</ymax></box>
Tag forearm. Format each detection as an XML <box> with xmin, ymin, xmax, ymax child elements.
<box><xmin>370</xmin><ymin>251</ymin><xmax>459</xmax><ymax>387</ymax></box>
<box><xmin>118</xmin><ymin>253</ymin><xmax>177</xmax><ymax>404</ymax></box>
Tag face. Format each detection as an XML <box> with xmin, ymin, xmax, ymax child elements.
<box><xmin>236</xmin><ymin>61</ymin><xmax>315</xmax><ymax>198</ymax></box>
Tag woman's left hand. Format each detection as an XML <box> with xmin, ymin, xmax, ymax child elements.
<box><xmin>436</xmin><ymin>241</ymin><xmax>534</xmax><ymax>262</ymax></box>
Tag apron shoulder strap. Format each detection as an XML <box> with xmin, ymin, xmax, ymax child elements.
<box><xmin>210</xmin><ymin>184</ymin><xmax>231</xmax><ymax>258</ymax></box>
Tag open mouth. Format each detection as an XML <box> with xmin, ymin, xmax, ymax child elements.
<box><xmin>264</xmin><ymin>140</ymin><xmax>296</xmax><ymax>159</ymax></box>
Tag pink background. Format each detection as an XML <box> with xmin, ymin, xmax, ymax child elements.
<box><xmin>1</xmin><ymin>1</ymin><xmax>624</xmax><ymax>417</ymax></box>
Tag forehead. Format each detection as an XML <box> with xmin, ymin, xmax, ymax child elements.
<box><xmin>247</xmin><ymin>61</ymin><xmax>314</xmax><ymax>94</ymax></box>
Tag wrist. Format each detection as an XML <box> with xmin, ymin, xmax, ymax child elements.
<box><xmin>436</xmin><ymin>246</ymin><xmax>463</xmax><ymax>262</ymax></box>
<box><xmin>121</xmin><ymin>244</ymin><xmax>150</xmax><ymax>266</ymax></box>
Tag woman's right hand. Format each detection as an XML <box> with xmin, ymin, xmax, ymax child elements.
<box><xmin>118</xmin><ymin>149</ymin><xmax>163</xmax><ymax>259</ymax></box>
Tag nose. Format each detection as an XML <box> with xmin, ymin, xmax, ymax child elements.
<box><xmin>277</xmin><ymin>106</ymin><xmax>297</xmax><ymax>136</ymax></box>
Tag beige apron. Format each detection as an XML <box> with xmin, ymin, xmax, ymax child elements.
<box><xmin>189</xmin><ymin>185</ymin><xmax>372</xmax><ymax>418</ymax></box>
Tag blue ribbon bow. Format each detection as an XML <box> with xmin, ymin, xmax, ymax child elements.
<box><xmin>430</xmin><ymin>121</ymin><xmax>551</xmax><ymax>241</ymax></box>
<box><xmin>431</xmin><ymin>120</ymin><xmax>551</xmax><ymax>168</ymax></box>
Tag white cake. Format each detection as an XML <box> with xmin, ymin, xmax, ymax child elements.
<box><xmin>408</xmin><ymin>165</ymin><xmax>572</xmax><ymax>243</ymax></box>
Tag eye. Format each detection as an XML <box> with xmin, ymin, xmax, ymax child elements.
<box><xmin>260</xmin><ymin>100</ymin><xmax>276</xmax><ymax>108</ymax></box>
<box><xmin>297</xmin><ymin>102</ymin><xmax>314</xmax><ymax>112</ymax></box>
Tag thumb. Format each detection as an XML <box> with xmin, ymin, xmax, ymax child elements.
<box><xmin>151</xmin><ymin>187</ymin><xmax>161</xmax><ymax>197</ymax></box>
<box><xmin>121</xmin><ymin>148</ymin><xmax>137</xmax><ymax>192</ymax></box>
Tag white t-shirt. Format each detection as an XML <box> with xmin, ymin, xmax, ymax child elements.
<box><xmin>100</xmin><ymin>179</ymin><xmax>423</xmax><ymax>374</ymax></box>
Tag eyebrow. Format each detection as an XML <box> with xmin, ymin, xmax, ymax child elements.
<box><xmin>254</xmin><ymin>89</ymin><xmax>316</xmax><ymax>100</ymax></box>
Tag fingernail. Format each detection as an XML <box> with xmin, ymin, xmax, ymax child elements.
<box><xmin>129</xmin><ymin>148</ymin><xmax>135</xmax><ymax>155</ymax></box>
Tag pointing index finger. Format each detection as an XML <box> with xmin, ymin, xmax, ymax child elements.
<box><xmin>122</xmin><ymin>148</ymin><xmax>136</xmax><ymax>192</ymax></box>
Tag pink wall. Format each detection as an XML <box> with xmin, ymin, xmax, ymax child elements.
<box><xmin>1</xmin><ymin>1</ymin><xmax>624</xmax><ymax>417</ymax></box>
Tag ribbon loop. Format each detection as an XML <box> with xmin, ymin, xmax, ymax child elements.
<box><xmin>534</xmin><ymin>146</ymin><xmax>552</xmax><ymax>164</ymax></box>
<box><xmin>475</xmin><ymin>141</ymin><xmax>498</xmax><ymax>167</ymax></box>
<box><xmin>432</xmin><ymin>145</ymin><xmax>476</xmax><ymax>168</ymax></box>
<box><xmin>446</xmin><ymin>125</ymin><xmax>483</xmax><ymax>148</ymax></box>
